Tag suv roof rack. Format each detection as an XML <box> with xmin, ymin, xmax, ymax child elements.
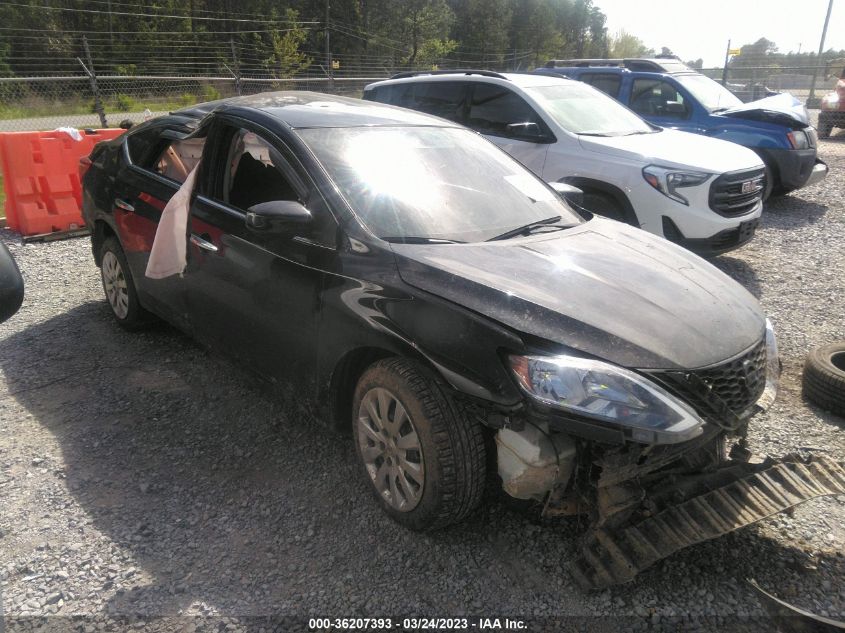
<box><xmin>388</xmin><ymin>69</ymin><xmax>510</xmax><ymax>80</ymax></box>
<box><xmin>543</xmin><ymin>58</ymin><xmax>690</xmax><ymax>72</ymax></box>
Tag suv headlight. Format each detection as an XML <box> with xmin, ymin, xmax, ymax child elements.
<box><xmin>823</xmin><ymin>93</ymin><xmax>840</xmax><ymax>105</ymax></box>
<box><xmin>787</xmin><ymin>129</ymin><xmax>809</xmax><ymax>149</ymax></box>
<box><xmin>508</xmin><ymin>354</ymin><xmax>704</xmax><ymax>444</ymax></box>
<box><xmin>642</xmin><ymin>165</ymin><xmax>711</xmax><ymax>206</ymax></box>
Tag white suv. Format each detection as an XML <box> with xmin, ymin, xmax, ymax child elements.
<box><xmin>363</xmin><ymin>71</ymin><xmax>766</xmax><ymax>256</ymax></box>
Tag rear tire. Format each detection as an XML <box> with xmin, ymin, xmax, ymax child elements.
<box><xmin>352</xmin><ymin>357</ymin><xmax>487</xmax><ymax>531</ymax></box>
<box><xmin>99</xmin><ymin>237</ymin><xmax>152</xmax><ymax>331</ymax></box>
<box><xmin>803</xmin><ymin>342</ymin><xmax>845</xmax><ymax>418</ymax></box>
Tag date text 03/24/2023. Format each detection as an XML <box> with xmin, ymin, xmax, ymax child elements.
<box><xmin>308</xmin><ymin>617</ymin><xmax>527</xmax><ymax>630</ymax></box>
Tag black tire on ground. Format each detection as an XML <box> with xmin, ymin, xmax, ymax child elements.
<box><xmin>763</xmin><ymin>164</ymin><xmax>775</xmax><ymax>202</ymax></box>
<box><xmin>581</xmin><ymin>191</ymin><xmax>628</xmax><ymax>224</ymax></box>
<box><xmin>817</xmin><ymin>114</ymin><xmax>834</xmax><ymax>139</ymax></box>
<box><xmin>99</xmin><ymin>236</ymin><xmax>153</xmax><ymax>331</ymax></box>
<box><xmin>352</xmin><ymin>357</ymin><xmax>487</xmax><ymax>531</ymax></box>
<box><xmin>802</xmin><ymin>342</ymin><xmax>845</xmax><ymax>418</ymax></box>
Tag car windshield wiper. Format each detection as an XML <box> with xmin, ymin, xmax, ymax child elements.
<box><xmin>486</xmin><ymin>216</ymin><xmax>567</xmax><ymax>242</ymax></box>
<box><xmin>577</xmin><ymin>131</ymin><xmax>616</xmax><ymax>137</ymax></box>
<box><xmin>382</xmin><ymin>236</ymin><xmax>466</xmax><ymax>244</ymax></box>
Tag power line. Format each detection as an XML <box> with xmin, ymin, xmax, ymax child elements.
<box><xmin>1</xmin><ymin>3</ymin><xmax>320</xmax><ymax>25</ymax></box>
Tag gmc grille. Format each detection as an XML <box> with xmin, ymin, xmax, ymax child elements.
<box><xmin>709</xmin><ymin>168</ymin><xmax>765</xmax><ymax>217</ymax></box>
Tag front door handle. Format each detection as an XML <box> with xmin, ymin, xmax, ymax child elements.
<box><xmin>190</xmin><ymin>233</ymin><xmax>218</xmax><ymax>253</ymax></box>
<box><xmin>114</xmin><ymin>198</ymin><xmax>134</xmax><ymax>213</ymax></box>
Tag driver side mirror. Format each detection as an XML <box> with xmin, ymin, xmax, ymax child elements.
<box><xmin>245</xmin><ymin>200</ymin><xmax>312</xmax><ymax>236</ymax></box>
<box><xmin>0</xmin><ymin>242</ymin><xmax>24</xmax><ymax>324</ymax></box>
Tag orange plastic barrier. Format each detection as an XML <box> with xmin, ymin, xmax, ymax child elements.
<box><xmin>0</xmin><ymin>128</ymin><xmax>125</xmax><ymax>236</ymax></box>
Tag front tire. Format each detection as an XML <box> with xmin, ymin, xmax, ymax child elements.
<box><xmin>99</xmin><ymin>237</ymin><xmax>151</xmax><ymax>330</ymax></box>
<box><xmin>817</xmin><ymin>113</ymin><xmax>834</xmax><ymax>139</ymax></box>
<box><xmin>352</xmin><ymin>358</ymin><xmax>487</xmax><ymax>531</ymax></box>
<box><xmin>581</xmin><ymin>191</ymin><xmax>627</xmax><ymax>224</ymax></box>
<box><xmin>763</xmin><ymin>164</ymin><xmax>775</xmax><ymax>202</ymax></box>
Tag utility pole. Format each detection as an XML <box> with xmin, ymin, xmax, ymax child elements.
<box><xmin>721</xmin><ymin>39</ymin><xmax>731</xmax><ymax>86</ymax></box>
<box><xmin>325</xmin><ymin>0</ymin><xmax>333</xmax><ymax>90</ymax></box>
<box><xmin>325</xmin><ymin>0</ymin><xmax>334</xmax><ymax>91</ymax></box>
<box><xmin>807</xmin><ymin>0</ymin><xmax>834</xmax><ymax>107</ymax></box>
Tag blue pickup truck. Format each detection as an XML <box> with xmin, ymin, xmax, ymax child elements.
<box><xmin>535</xmin><ymin>58</ymin><xmax>828</xmax><ymax>199</ymax></box>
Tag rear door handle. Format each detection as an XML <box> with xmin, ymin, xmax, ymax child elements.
<box><xmin>114</xmin><ymin>198</ymin><xmax>134</xmax><ymax>213</ymax></box>
<box><xmin>190</xmin><ymin>233</ymin><xmax>218</xmax><ymax>253</ymax></box>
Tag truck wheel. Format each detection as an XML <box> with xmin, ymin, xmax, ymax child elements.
<box><xmin>762</xmin><ymin>163</ymin><xmax>790</xmax><ymax>200</ymax></box>
<box><xmin>352</xmin><ymin>357</ymin><xmax>487</xmax><ymax>530</ymax></box>
<box><xmin>802</xmin><ymin>342</ymin><xmax>845</xmax><ymax>418</ymax></box>
<box><xmin>99</xmin><ymin>237</ymin><xmax>152</xmax><ymax>330</ymax></box>
<box><xmin>817</xmin><ymin>114</ymin><xmax>834</xmax><ymax>139</ymax></box>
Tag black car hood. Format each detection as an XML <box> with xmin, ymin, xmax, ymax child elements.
<box><xmin>391</xmin><ymin>219</ymin><xmax>764</xmax><ymax>370</ymax></box>
<box><xmin>718</xmin><ymin>93</ymin><xmax>810</xmax><ymax>128</ymax></box>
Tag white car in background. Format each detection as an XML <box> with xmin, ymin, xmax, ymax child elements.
<box><xmin>364</xmin><ymin>71</ymin><xmax>766</xmax><ymax>256</ymax></box>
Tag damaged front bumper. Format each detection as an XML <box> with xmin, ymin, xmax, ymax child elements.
<box><xmin>569</xmin><ymin>454</ymin><xmax>845</xmax><ymax>590</ymax></box>
<box><xmin>758</xmin><ymin>147</ymin><xmax>828</xmax><ymax>192</ymax></box>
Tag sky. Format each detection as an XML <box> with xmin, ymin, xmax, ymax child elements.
<box><xmin>592</xmin><ymin>0</ymin><xmax>844</xmax><ymax>67</ymax></box>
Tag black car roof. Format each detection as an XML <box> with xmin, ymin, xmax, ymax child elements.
<box><xmin>172</xmin><ymin>90</ymin><xmax>456</xmax><ymax>129</ymax></box>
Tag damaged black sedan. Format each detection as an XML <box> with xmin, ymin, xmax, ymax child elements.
<box><xmin>81</xmin><ymin>92</ymin><xmax>845</xmax><ymax>589</ymax></box>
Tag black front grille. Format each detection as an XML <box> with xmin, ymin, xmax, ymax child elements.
<box><xmin>657</xmin><ymin>339</ymin><xmax>767</xmax><ymax>420</ymax></box>
<box><xmin>709</xmin><ymin>167</ymin><xmax>765</xmax><ymax>217</ymax></box>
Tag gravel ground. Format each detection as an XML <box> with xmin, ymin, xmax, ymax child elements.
<box><xmin>1</xmin><ymin>135</ymin><xmax>844</xmax><ymax>633</ymax></box>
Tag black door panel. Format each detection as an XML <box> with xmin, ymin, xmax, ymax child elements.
<box><xmin>113</xmin><ymin>163</ymin><xmax>189</xmax><ymax>328</ymax></box>
<box><xmin>183</xmin><ymin>122</ymin><xmax>333</xmax><ymax>396</ymax></box>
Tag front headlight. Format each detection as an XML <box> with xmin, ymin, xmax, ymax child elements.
<box><xmin>642</xmin><ymin>165</ymin><xmax>712</xmax><ymax>206</ymax></box>
<box><xmin>757</xmin><ymin>318</ymin><xmax>780</xmax><ymax>409</ymax></box>
<box><xmin>822</xmin><ymin>93</ymin><xmax>839</xmax><ymax>105</ymax></box>
<box><xmin>509</xmin><ymin>354</ymin><xmax>704</xmax><ymax>444</ymax></box>
<box><xmin>787</xmin><ymin>129</ymin><xmax>809</xmax><ymax>149</ymax></box>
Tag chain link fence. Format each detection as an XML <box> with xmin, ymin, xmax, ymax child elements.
<box><xmin>0</xmin><ymin>75</ymin><xmax>383</xmax><ymax>132</ymax></box>
<box><xmin>0</xmin><ymin>61</ymin><xmax>840</xmax><ymax>133</ymax></box>
<box><xmin>699</xmin><ymin>64</ymin><xmax>836</xmax><ymax>104</ymax></box>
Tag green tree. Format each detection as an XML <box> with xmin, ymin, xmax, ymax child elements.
<box><xmin>609</xmin><ymin>30</ymin><xmax>651</xmax><ymax>58</ymax></box>
<box><xmin>450</xmin><ymin>0</ymin><xmax>512</xmax><ymax>66</ymax></box>
<box><xmin>510</xmin><ymin>0</ymin><xmax>565</xmax><ymax>69</ymax></box>
<box><xmin>396</xmin><ymin>0</ymin><xmax>457</xmax><ymax>67</ymax></box>
<box><xmin>263</xmin><ymin>9</ymin><xmax>312</xmax><ymax>78</ymax></box>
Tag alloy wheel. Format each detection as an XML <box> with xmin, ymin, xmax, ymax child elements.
<box><xmin>357</xmin><ymin>387</ymin><xmax>425</xmax><ymax>512</ymax></box>
<box><xmin>102</xmin><ymin>251</ymin><xmax>129</xmax><ymax>319</ymax></box>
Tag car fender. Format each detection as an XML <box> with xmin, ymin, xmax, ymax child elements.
<box><xmin>317</xmin><ymin>274</ymin><xmax>526</xmax><ymax>427</ymax></box>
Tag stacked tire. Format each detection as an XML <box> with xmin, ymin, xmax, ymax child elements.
<box><xmin>802</xmin><ymin>343</ymin><xmax>845</xmax><ymax>417</ymax></box>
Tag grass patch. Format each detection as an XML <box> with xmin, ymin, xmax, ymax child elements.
<box><xmin>0</xmin><ymin>97</ymin><xmax>195</xmax><ymax>120</ymax></box>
